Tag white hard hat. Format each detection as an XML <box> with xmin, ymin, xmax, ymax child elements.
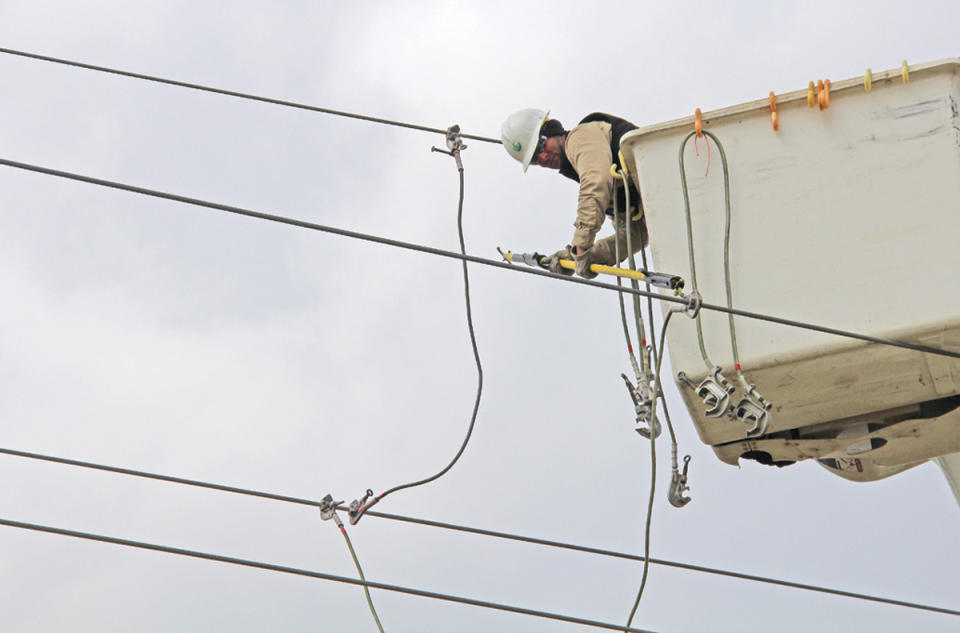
<box><xmin>501</xmin><ymin>108</ymin><xmax>549</xmax><ymax>172</ymax></box>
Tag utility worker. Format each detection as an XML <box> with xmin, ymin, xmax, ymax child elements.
<box><xmin>501</xmin><ymin>109</ymin><xmax>647</xmax><ymax>279</ymax></box>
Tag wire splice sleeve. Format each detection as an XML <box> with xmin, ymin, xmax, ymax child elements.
<box><xmin>337</xmin><ymin>521</ymin><xmax>386</xmax><ymax>633</ymax></box>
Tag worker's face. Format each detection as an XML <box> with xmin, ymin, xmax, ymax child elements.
<box><xmin>533</xmin><ymin>136</ymin><xmax>564</xmax><ymax>170</ymax></box>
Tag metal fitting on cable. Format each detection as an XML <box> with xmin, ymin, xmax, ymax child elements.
<box><xmin>348</xmin><ymin>489</ymin><xmax>379</xmax><ymax>525</ymax></box>
<box><xmin>497</xmin><ymin>248</ymin><xmax>545</xmax><ymax>267</ymax></box>
<box><xmin>320</xmin><ymin>494</ymin><xmax>345</xmax><ymax>526</ymax></box>
<box><xmin>683</xmin><ymin>290</ymin><xmax>702</xmax><ymax>318</ymax></box>
<box><xmin>637</xmin><ymin>346</ymin><xmax>662</xmax><ymax>439</ymax></box>
<box><xmin>668</xmin><ymin>455</ymin><xmax>692</xmax><ymax>508</ymax></box>
<box><xmin>677</xmin><ymin>366</ymin><xmax>735</xmax><ymax>418</ymax></box>
<box><xmin>734</xmin><ymin>383</ymin><xmax>773</xmax><ymax>436</ymax></box>
<box><xmin>432</xmin><ymin>124</ymin><xmax>467</xmax><ymax>169</ymax></box>
<box><xmin>620</xmin><ymin>374</ymin><xmax>663</xmax><ymax>439</ymax></box>
<box><xmin>645</xmin><ymin>271</ymin><xmax>685</xmax><ymax>293</ymax></box>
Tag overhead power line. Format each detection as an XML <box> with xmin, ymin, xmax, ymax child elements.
<box><xmin>0</xmin><ymin>155</ymin><xmax>957</xmax><ymax>362</ymax></box>
<box><xmin>3</xmin><ymin>446</ymin><xmax>956</xmax><ymax>617</ymax></box>
<box><xmin>0</xmin><ymin>516</ymin><xmax>659</xmax><ymax>633</ymax></box>
<box><xmin>4</xmin><ymin>48</ymin><xmax>956</xmax><ymax>363</ymax></box>
<box><xmin>0</xmin><ymin>47</ymin><xmax>501</xmax><ymax>144</ymax></box>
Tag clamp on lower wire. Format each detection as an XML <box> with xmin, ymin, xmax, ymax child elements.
<box><xmin>348</xmin><ymin>488</ymin><xmax>379</xmax><ymax>525</ymax></box>
<box><xmin>319</xmin><ymin>494</ymin><xmax>345</xmax><ymax>526</ymax></box>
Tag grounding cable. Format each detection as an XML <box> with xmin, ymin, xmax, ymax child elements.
<box><xmin>2</xmin><ymin>447</ymin><xmax>956</xmax><ymax>618</ymax></box>
<box><xmin>610</xmin><ymin>164</ymin><xmax>657</xmax><ymax>627</ymax></box>
<box><xmin>0</xmin><ymin>155</ymin><xmax>956</xmax><ymax>363</ymax></box>
<box><xmin>0</xmin><ymin>47</ymin><xmax>500</xmax><ymax>144</ymax></box>
<box><xmin>624</xmin><ymin>308</ymin><xmax>686</xmax><ymax>631</ymax></box>
<box><xmin>318</xmin><ymin>497</ymin><xmax>385</xmax><ymax>632</ymax></box>
<box><xmin>0</xmin><ymin>516</ymin><xmax>658</xmax><ymax>633</ymax></box>
<box><xmin>339</xmin><ymin>522</ymin><xmax>385</xmax><ymax>632</ymax></box>
<box><xmin>348</xmin><ymin>130</ymin><xmax>482</xmax><ymax>523</ymax></box>
<box><xmin>678</xmin><ymin>129</ymin><xmax>772</xmax><ymax>434</ymax></box>
<box><xmin>610</xmin><ymin>161</ymin><xmax>689</xmax><ymax>631</ymax></box>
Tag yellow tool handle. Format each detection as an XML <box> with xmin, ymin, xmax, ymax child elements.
<box><xmin>502</xmin><ymin>249</ymin><xmax>684</xmax><ymax>291</ymax></box>
<box><xmin>557</xmin><ymin>258</ymin><xmax>648</xmax><ymax>281</ymax></box>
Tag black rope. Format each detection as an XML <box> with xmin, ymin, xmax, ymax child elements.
<box><xmin>0</xmin><ymin>47</ymin><xmax>500</xmax><ymax>144</ymax></box>
<box><xmin>2</xmin><ymin>447</ymin><xmax>957</xmax><ymax>618</ymax></box>
<box><xmin>0</xmin><ymin>516</ymin><xmax>658</xmax><ymax>633</ymax></box>
<box><xmin>0</xmin><ymin>155</ymin><xmax>957</xmax><ymax>362</ymax></box>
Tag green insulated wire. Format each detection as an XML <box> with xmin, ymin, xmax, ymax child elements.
<box><xmin>622</xmin><ymin>179</ymin><xmax>648</xmax><ymax>372</ymax></box>
<box><xmin>612</xmin><ymin>174</ymin><xmax>638</xmax><ymax>363</ymax></box>
<box><xmin>613</xmin><ymin>166</ymin><xmax>680</xmax><ymax>449</ymax></box>
<box><xmin>715</xmin><ymin>133</ymin><xmax>743</xmax><ymax>370</ymax></box>
<box><xmin>613</xmin><ymin>164</ymin><xmax>684</xmax><ymax>631</ymax></box>
<box><xmin>622</xmin><ymin>176</ymin><xmax>680</xmax><ymax>451</ymax></box>
<box><xmin>624</xmin><ymin>308</ymin><xmax>683</xmax><ymax>632</ymax></box>
<box><xmin>639</xmin><ymin>242</ymin><xmax>679</xmax><ymax>450</ymax></box>
<box><xmin>678</xmin><ymin>131</ymin><xmax>715</xmax><ymax>371</ymax></box>
<box><xmin>338</xmin><ymin>520</ymin><xmax>386</xmax><ymax>633</ymax></box>
<box><xmin>678</xmin><ymin>129</ymin><xmax>745</xmax><ymax>373</ymax></box>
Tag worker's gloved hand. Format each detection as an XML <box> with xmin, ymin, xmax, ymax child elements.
<box><xmin>545</xmin><ymin>246</ymin><xmax>575</xmax><ymax>276</ymax></box>
<box><xmin>574</xmin><ymin>248</ymin><xmax>598</xmax><ymax>279</ymax></box>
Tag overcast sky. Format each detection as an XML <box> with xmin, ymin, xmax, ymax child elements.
<box><xmin>0</xmin><ymin>2</ymin><xmax>958</xmax><ymax>632</ymax></box>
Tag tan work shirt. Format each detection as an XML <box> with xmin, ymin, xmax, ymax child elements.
<box><xmin>564</xmin><ymin>121</ymin><xmax>615</xmax><ymax>250</ymax></box>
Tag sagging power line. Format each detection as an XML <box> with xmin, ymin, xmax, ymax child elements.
<box><xmin>2</xmin><ymin>446</ymin><xmax>956</xmax><ymax>618</ymax></box>
<box><xmin>0</xmin><ymin>156</ymin><xmax>956</xmax><ymax>362</ymax></box>
<box><xmin>0</xmin><ymin>516</ymin><xmax>659</xmax><ymax>633</ymax></box>
<box><xmin>0</xmin><ymin>47</ymin><xmax>501</xmax><ymax>144</ymax></box>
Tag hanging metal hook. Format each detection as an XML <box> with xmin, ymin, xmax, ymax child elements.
<box><xmin>734</xmin><ymin>382</ymin><xmax>773</xmax><ymax>436</ymax></box>
<box><xmin>678</xmin><ymin>366</ymin><xmax>735</xmax><ymax>418</ymax></box>
<box><xmin>621</xmin><ymin>371</ymin><xmax>662</xmax><ymax>439</ymax></box>
<box><xmin>668</xmin><ymin>455</ymin><xmax>692</xmax><ymax>507</ymax></box>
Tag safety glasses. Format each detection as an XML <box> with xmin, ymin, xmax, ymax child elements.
<box><xmin>534</xmin><ymin>135</ymin><xmax>548</xmax><ymax>155</ymax></box>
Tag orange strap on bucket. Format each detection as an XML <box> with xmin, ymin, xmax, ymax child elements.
<box><xmin>817</xmin><ymin>79</ymin><xmax>831</xmax><ymax>110</ymax></box>
<box><xmin>692</xmin><ymin>108</ymin><xmax>710</xmax><ymax>176</ymax></box>
<box><xmin>769</xmin><ymin>92</ymin><xmax>779</xmax><ymax>131</ymax></box>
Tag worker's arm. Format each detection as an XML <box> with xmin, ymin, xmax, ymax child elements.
<box><xmin>565</xmin><ymin>122</ymin><xmax>614</xmax><ymax>253</ymax></box>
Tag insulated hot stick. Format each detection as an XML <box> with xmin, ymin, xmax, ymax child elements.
<box><xmin>500</xmin><ymin>249</ymin><xmax>685</xmax><ymax>293</ymax></box>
